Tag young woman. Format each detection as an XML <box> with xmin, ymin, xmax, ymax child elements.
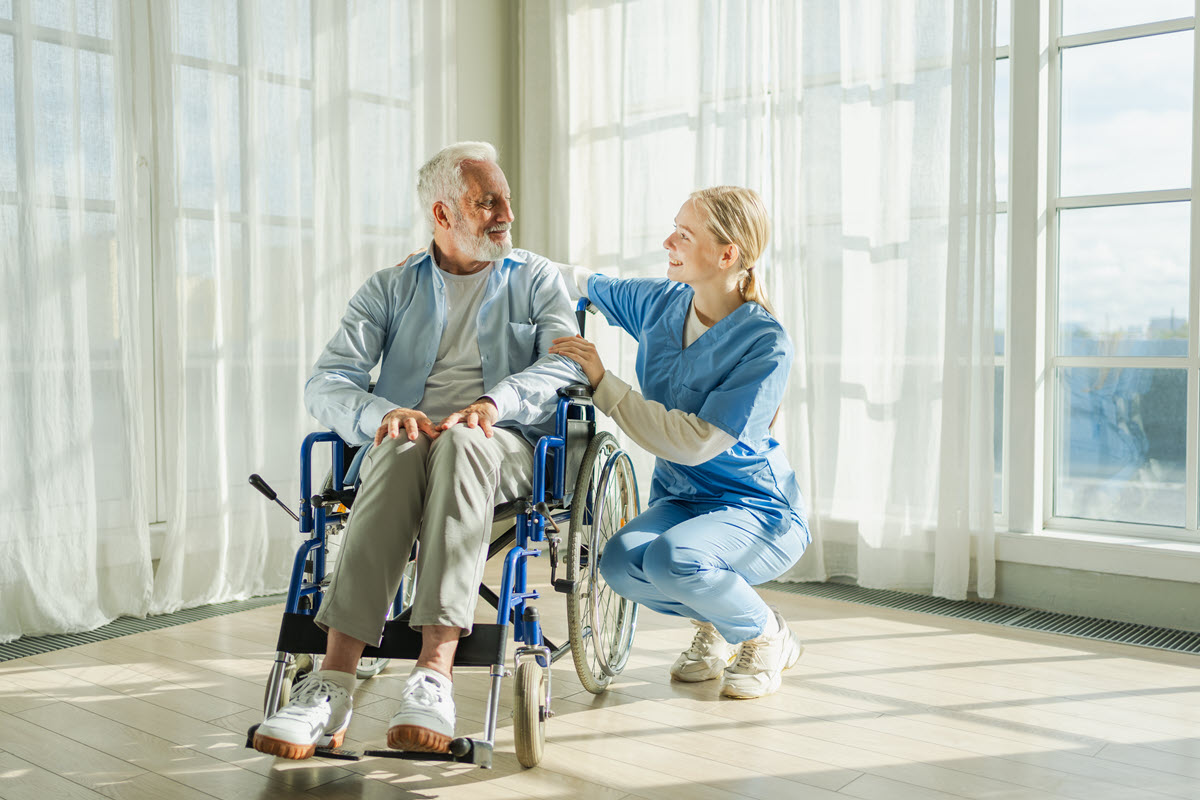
<box><xmin>549</xmin><ymin>186</ymin><xmax>809</xmax><ymax>699</ymax></box>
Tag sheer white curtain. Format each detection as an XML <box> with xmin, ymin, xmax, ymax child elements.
<box><xmin>0</xmin><ymin>1</ymin><xmax>153</xmax><ymax>640</ymax></box>
<box><xmin>533</xmin><ymin>0</ymin><xmax>996</xmax><ymax>598</ymax></box>
<box><xmin>0</xmin><ymin>0</ymin><xmax>452</xmax><ymax>640</ymax></box>
<box><xmin>146</xmin><ymin>0</ymin><xmax>453</xmax><ymax>614</ymax></box>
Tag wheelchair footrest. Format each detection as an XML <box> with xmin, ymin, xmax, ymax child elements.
<box><xmin>364</xmin><ymin>737</ymin><xmax>492</xmax><ymax>768</ymax></box>
<box><xmin>274</xmin><ymin>612</ymin><xmax>509</xmax><ymax>668</ymax></box>
<box><xmin>314</xmin><ymin>746</ymin><xmax>362</xmax><ymax>761</ymax></box>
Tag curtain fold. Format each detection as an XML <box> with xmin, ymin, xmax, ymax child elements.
<box><xmin>535</xmin><ymin>0</ymin><xmax>996</xmax><ymax>599</ymax></box>
<box><xmin>147</xmin><ymin>0</ymin><xmax>455</xmax><ymax>614</ymax></box>
<box><xmin>0</xmin><ymin>1</ymin><xmax>153</xmax><ymax>640</ymax></box>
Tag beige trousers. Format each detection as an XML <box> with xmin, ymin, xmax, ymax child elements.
<box><xmin>315</xmin><ymin>424</ymin><xmax>535</xmax><ymax>644</ymax></box>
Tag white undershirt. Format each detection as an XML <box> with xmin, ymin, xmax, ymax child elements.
<box><xmin>417</xmin><ymin>265</ymin><xmax>492</xmax><ymax>422</ymax></box>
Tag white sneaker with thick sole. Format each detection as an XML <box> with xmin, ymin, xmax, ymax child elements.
<box><xmin>387</xmin><ymin>667</ymin><xmax>456</xmax><ymax>753</ymax></box>
<box><xmin>720</xmin><ymin>608</ymin><xmax>803</xmax><ymax>699</ymax></box>
<box><xmin>671</xmin><ymin>620</ymin><xmax>738</xmax><ymax>682</ymax></box>
<box><xmin>252</xmin><ymin>673</ymin><xmax>353</xmax><ymax>759</ymax></box>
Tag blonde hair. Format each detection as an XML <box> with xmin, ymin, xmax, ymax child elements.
<box><xmin>688</xmin><ymin>186</ymin><xmax>775</xmax><ymax>316</ymax></box>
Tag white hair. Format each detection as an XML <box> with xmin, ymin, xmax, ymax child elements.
<box><xmin>417</xmin><ymin>141</ymin><xmax>500</xmax><ymax>230</ymax></box>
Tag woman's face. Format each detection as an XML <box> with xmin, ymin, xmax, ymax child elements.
<box><xmin>663</xmin><ymin>200</ymin><xmax>727</xmax><ymax>288</ymax></box>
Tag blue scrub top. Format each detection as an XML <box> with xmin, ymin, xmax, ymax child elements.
<box><xmin>587</xmin><ymin>274</ymin><xmax>808</xmax><ymax>533</ymax></box>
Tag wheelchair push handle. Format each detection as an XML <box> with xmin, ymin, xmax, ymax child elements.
<box><xmin>249</xmin><ymin>473</ymin><xmax>301</xmax><ymax>522</ymax></box>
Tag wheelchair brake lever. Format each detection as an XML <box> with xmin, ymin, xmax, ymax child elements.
<box><xmin>248</xmin><ymin>473</ymin><xmax>300</xmax><ymax>522</ymax></box>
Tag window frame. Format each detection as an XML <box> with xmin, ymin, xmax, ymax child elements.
<box><xmin>1003</xmin><ymin>0</ymin><xmax>1200</xmax><ymax>544</ymax></box>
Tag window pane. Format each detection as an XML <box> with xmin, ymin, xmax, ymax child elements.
<box><xmin>994</xmin><ymin>364</ymin><xmax>1004</xmax><ymax>514</ymax></box>
<box><xmin>77</xmin><ymin>0</ymin><xmax>112</xmax><ymax>39</ymax></box>
<box><xmin>177</xmin><ymin>66</ymin><xmax>241</xmax><ymax>212</ymax></box>
<box><xmin>33</xmin><ymin>0</ymin><xmax>70</xmax><ymax>30</ymax></box>
<box><xmin>0</xmin><ymin>0</ymin><xmax>12</xmax><ymax>19</ymax></box>
<box><xmin>349</xmin><ymin>100</ymin><xmax>412</xmax><ymax>229</ymax></box>
<box><xmin>995</xmin><ymin>212</ymin><xmax>1007</xmax><ymax>356</ymax></box>
<box><xmin>996</xmin><ymin>0</ymin><xmax>1009</xmax><ymax>49</ymax></box>
<box><xmin>1060</xmin><ymin>32</ymin><xmax>1192</xmax><ymax>196</ymax></box>
<box><xmin>1055</xmin><ymin>367</ymin><xmax>1186</xmax><ymax>527</ymax></box>
<box><xmin>348</xmin><ymin>0</ymin><xmax>412</xmax><ymax>98</ymax></box>
<box><xmin>33</xmin><ymin>0</ymin><xmax>112</xmax><ymax>38</ymax></box>
<box><xmin>255</xmin><ymin>0</ymin><xmax>311</xmax><ymax>79</ymax></box>
<box><xmin>1058</xmin><ymin>203</ymin><xmax>1189</xmax><ymax>357</ymax></box>
<box><xmin>257</xmin><ymin>82</ymin><xmax>311</xmax><ymax>218</ymax></box>
<box><xmin>995</xmin><ymin>57</ymin><xmax>1009</xmax><ymax>203</ymax></box>
<box><xmin>0</xmin><ymin>35</ymin><xmax>13</xmax><ymax>192</ymax></box>
<box><xmin>79</xmin><ymin>49</ymin><xmax>115</xmax><ymax>203</ymax></box>
<box><xmin>1062</xmin><ymin>0</ymin><xmax>1193</xmax><ymax>36</ymax></box>
<box><xmin>177</xmin><ymin>0</ymin><xmax>239</xmax><ymax>65</ymax></box>
<box><xmin>32</xmin><ymin>41</ymin><xmax>74</xmax><ymax>199</ymax></box>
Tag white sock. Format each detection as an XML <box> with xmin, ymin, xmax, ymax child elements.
<box><xmin>761</xmin><ymin>610</ymin><xmax>782</xmax><ymax>638</ymax></box>
<box><xmin>317</xmin><ymin>668</ymin><xmax>358</xmax><ymax>696</ymax></box>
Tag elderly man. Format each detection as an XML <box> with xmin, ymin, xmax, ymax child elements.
<box><xmin>252</xmin><ymin>142</ymin><xmax>586</xmax><ymax>760</ymax></box>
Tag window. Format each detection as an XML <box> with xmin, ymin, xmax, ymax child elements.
<box><xmin>1003</xmin><ymin>1</ymin><xmax>1198</xmax><ymax>539</ymax></box>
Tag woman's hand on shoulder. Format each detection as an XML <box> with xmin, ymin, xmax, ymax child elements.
<box><xmin>549</xmin><ymin>335</ymin><xmax>606</xmax><ymax>388</ymax></box>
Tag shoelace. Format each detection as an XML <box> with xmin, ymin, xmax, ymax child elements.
<box><xmin>685</xmin><ymin>622</ymin><xmax>723</xmax><ymax>658</ymax></box>
<box><xmin>404</xmin><ymin>676</ymin><xmax>447</xmax><ymax>708</ymax></box>
<box><xmin>731</xmin><ymin>637</ymin><xmax>765</xmax><ymax>671</ymax></box>
<box><xmin>290</xmin><ymin>674</ymin><xmax>342</xmax><ymax>706</ymax></box>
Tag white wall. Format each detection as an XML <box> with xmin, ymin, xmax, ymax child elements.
<box><xmin>452</xmin><ymin>0</ymin><xmax>522</xmax><ymax>229</ymax></box>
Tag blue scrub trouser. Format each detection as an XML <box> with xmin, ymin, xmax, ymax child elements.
<box><xmin>599</xmin><ymin>499</ymin><xmax>808</xmax><ymax>644</ymax></box>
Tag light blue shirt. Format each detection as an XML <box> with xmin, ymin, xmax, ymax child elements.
<box><xmin>306</xmin><ymin>246</ymin><xmax>587</xmax><ymax>446</ymax></box>
<box><xmin>587</xmin><ymin>274</ymin><xmax>808</xmax><ymax>536</ymax></box>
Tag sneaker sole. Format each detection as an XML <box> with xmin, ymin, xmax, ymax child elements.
<box><xmin>671</xmin><ymin>669</ymin><xmax>725</xmax><ymax>682</ymax></box>
<box><xmin>720</xmin><ymin>640</ymin><xmax>804</xmax><ymax>700</ymax></box>
<box><xmin>252</xmin><ymin>727</ymin><xmax>346</xmax><ymax>760</ymax></box>
<box><xmin>388</xmin><ymin>724</ymin><xmax>452</xmax><ymax>753</ymax></box>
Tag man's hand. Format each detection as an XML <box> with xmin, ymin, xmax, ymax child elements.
<box><xmin>438</xmin><ymin>398</ymin><xmax>500</xmax><ymax>438</ymax></box>
<box><xmin>549</xmin><ymin>335</ymin><xmax>605</xmax><ymax>388</ymax></box>
<box><xmin>375</xmin><ymin>408</ymin><xmax>439</xmax><ymax>445</ymax></box>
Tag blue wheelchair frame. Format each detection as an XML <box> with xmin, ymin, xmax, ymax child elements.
<box><xmin>258</xmin><ymin>388</ymin><xmax>597</xmax><ymax>768</ymax></box>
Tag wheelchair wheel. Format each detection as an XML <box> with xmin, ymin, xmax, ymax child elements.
<box><xmin>513</xmin><ymin>660</ymin><xmax>547</xmax><ymax>768</ymax></box>
<box><xmin>264</xmin><ymin>652</ymin><xmax>315</xmax><ymax>715</ymax></box>
<box><xmin>566</xmin><ymin>431</ymin><xmax>641</xmax><ymax>694</ymax></box>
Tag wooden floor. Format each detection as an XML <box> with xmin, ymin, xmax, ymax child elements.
<box><xmin>1</xmin><ymin>579</ymin><xmax>1198</xmax><ymax>800</ymax></box>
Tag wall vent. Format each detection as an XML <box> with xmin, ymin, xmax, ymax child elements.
<box><xmin>0</xmin><ymin>594</ymin><xmax>285</xmax><ymax>662</ymax></box>
<box><xmin>763</xmin><ymin>581</ymin><xmax>1200</xmax><ymax>654</ymax></box>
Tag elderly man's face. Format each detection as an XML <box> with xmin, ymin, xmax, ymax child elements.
<box><xmin>446</xmin><ymin>160</ymin><xmax>514</xmax><ymax>262</ymax></box>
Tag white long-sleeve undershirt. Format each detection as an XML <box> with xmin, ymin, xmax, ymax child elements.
<box><xmin>557</xmin><ymin>263</ymin><xmax>737</xmax><ymax>465</ymax></box>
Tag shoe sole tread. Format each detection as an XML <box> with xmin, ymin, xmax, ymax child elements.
<box><xmin>387</xmin><ymin>724</ymin><xmax>452</xmax><ymax>753</ymax></box>
<box><xmin>252</xmin><ymin>727</ymin><xmax>346</xmax><ymax>760</ymax></box>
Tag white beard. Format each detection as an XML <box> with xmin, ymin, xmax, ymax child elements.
<box><xmin>451</xmin><ymin>222</ymin><xmax>513</xmax><ymax>262</ymax></box>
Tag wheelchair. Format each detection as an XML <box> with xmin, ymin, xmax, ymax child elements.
<box><xmin>246</xmin><ymin>310</ymin><xmax>641</xmax><ymax>769</ymax></box>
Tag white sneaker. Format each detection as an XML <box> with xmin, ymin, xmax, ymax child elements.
<box><xmin>720</xmin><ymin>608</ymin><xmax>803</xmax><ymax>699</ymax></box>
<box><xmin>252</xmin><ymin>673</ymin><xmax>353</xmax><ymax>759</ymax></box>
<box><xmin>671</xmin><ymin>620</ymin><xmax>738</xmax><ymax>682</ymax></box>
<box><xmin>387</xmin><ymin>667</ymin><xmax>456</xmax><ymax>753</ymax></box>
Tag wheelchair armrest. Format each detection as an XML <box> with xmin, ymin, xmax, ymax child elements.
<box><xmin>557</xmin><ymin>383</ymin><xmax>593</xmax><ymax>400</ymax></box>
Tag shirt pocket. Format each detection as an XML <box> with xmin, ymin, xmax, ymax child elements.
<box><xmin>507</xmin><ymin>321</ymin><xmax>538</xmax><ymax>371</ymax></box>
<box><xmin>672</xmin><ymin>382</ymin><xmax>710</xmax><ymax>415</ymax></box>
